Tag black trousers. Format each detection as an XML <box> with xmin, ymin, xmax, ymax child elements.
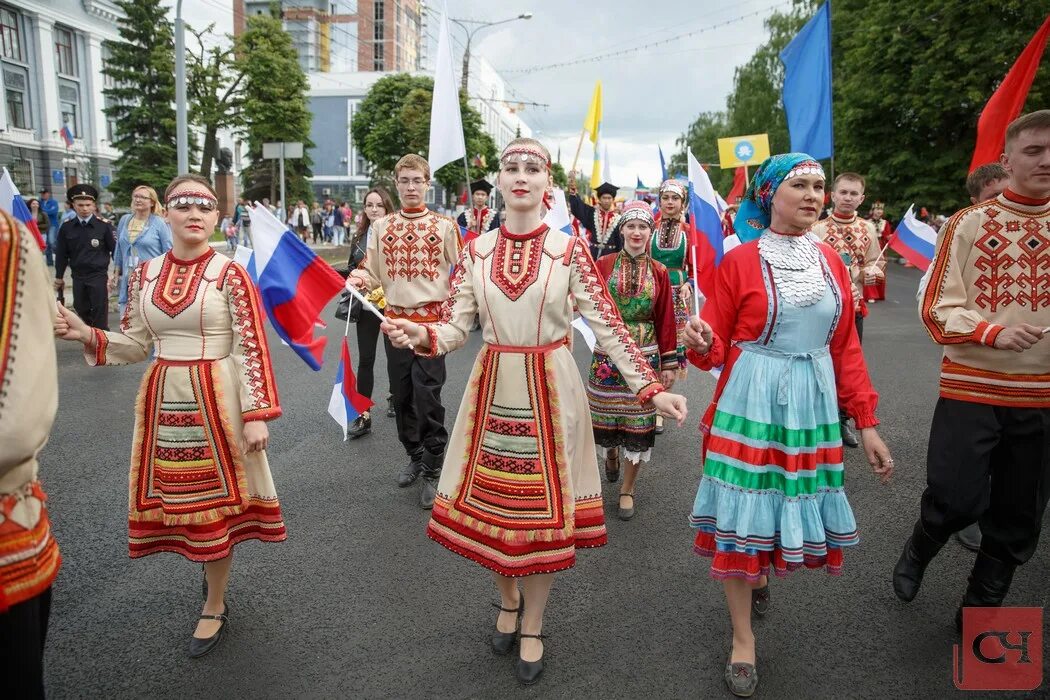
<box><xmin>72</xmin><ymin>274</ymin><xmax>109</xmax><ymax>330</ymax></box>
<box><xmin>0</xmin><ymin>587</ymin><xmax>51</xmax><ymax>700</ymax></box>
<box><xmin>920</xmin><ymin>398</ymin><xmax>1050</xmax><ymax>565</ymax></box>
<box><xmin>355</xmin><ymin>311</ymin><xmax>382</xmax><ymax>400</ymax></box>
<box><xmin>385</xmin><ymin>338</ymin><xmax>448</xmax><ymax>457</ymax></box>
<box><xmin>854</xmin><ymin>312</ymin><xmax>864</xmax><ymax>343</ymax></box>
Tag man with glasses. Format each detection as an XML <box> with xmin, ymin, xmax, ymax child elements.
<box><xmin>347</xmin><ymin>154</ymin><xmax>461</xmax><ymax>508</ymax></box>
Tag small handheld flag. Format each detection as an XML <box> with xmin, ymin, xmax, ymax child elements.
<box><xmin>887</xmin><ymin>204</ymin><xmax>937</xmax><ymax>272</ymax></box>
<box><xmin>327</xmin><ymin>338</ymin><xmax>374</xmax><ymax>440</ymax></box>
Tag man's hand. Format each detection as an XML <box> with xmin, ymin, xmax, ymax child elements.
<box><xmin>993</xmin><ymin>323</ymin><xmax>1045</xmax><ymax>352</ymax></box>
<box><xmin>683</xmin><ymin>316</ymin><xmax>713</xmax><ymax>354</ymax></box>
<box><xmin>53</xmin><ymin>278</ymin><xmax>65</xmax><ymax>291</ymax></box>
<box><xmin>567</xmin><ymin>174</ymin><xmax>578</xmax><ymax>196</ymax></box>
<box><xmin>345</xmin><ymin>274</ymin><xmax>367</xmax><ymax>291</ymax></box>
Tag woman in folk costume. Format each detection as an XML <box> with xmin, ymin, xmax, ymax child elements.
<box><xmin>651</xmin><ymin>179</ymin><xmax>694</xmax><ymax>434</ymax></box>
<box><xmin>587</xmin><ymin>201</ymin><xmax>679</xmax><ymax>521</ymax></box>
<box><xmin>383</xmin><ymin>138</ymin><xmax>687</xmax><ymax>686</ymax></box>
<box><xmin>53</xmin><ymin>175</ymin><xmax>285</xmax><ymax>659</ymax></box>
<box><xmin>682</xmin><ymin>154</ymin><xmax>894</xmax><ymax>698</ymax></box>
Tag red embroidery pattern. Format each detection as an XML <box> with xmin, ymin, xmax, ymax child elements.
<box><xmin>818</xmin><ymin>218</ymin><xmax>874</xmax><ymax>266</ymax></box>
<box><xmin>571</xmin><ymin>237</ymin><xmax>658</xmax><ymax>388</ymax></box>
<box><xmin>224</xmin><ymin>264</ymin><xmax>280</xmax><ymax>418</ymax></box>
<box><xmin>974</xmin><ymin>212</ymin><xmax>1017</xmax><ymax>312</ymax></box>
<box><xmin>380</xmin><ymin>212</ymin><xmax>446</xmax><ymax>281</ymax></box>
<box><xmin>1015</xmin><ymin>222</ymin><xmax>1050</xmax><ymax>310</ymax></box>
<box><xmin>152</xmin><ymin>251</ymin><xmax>214</xmax><ymax>318</ymax></box>
<box><xmin>120</xmin><ymin>265</ymin><xmax>143</xmax><ymax>332</ymax></box>
<box><xmin>440</xmin><ymin>249</ymin><xmax>472</xmax><ymax>324</ymax></box>
<box><xmin>491</xmin><ymin>229</ymin><xmax>547</xmax><ymax>300</ymax></box>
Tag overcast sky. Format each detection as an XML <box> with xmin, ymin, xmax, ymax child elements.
<box><xmin>163</xmin><ymin>0</ymin><xmax>781</xmax><ymax>185</ymax></box>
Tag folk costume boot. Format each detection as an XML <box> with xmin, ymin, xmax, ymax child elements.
<box><xmin>398</xmin><ymin>450</ymin><xmax>425</xmax><ymax>488</ymax></box>
<box><xmin>893</xmin><ymin>520</ymin><xmax>945</xmax><ymax>602</ymax></box>
<box><xmin>419</xmin><ymin>449</ymin><xmax>444</xmax><ymax>510</ymax></box>
<box><xmin>955</xmin><ymin>551</ymin><xmax>1017</xmax><ymax>632</ymax></box>
<box><xmin>347</xmin><ymin>412</ymin><xmax>372</xmax><ymax>440</ymax></box>
<box><xmin>839</xmin><ymin>410</ymin><xmax>859</xmax><ymax>449</ymax></box>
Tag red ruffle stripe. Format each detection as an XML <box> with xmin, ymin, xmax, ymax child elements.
<box><xmin>693</xmin><ymin>530</ymin><xmax>844</xmax><ymax>583</ymax></box>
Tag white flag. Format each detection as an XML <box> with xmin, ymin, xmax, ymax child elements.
<box><xmin>602</xmin><ymin>143</ymin><xmax>612</xmax><ymax>185</ymax></box>
<box><xmin>427</xmin><ymin>1</ymin><xmax>466</xmax><ymax>174</ymax></box>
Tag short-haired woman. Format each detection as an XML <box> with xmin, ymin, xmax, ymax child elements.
<box><xmin>54</xmin><ymin>174</ymin><xmax>286</xmax><ymax>659</ymax></box>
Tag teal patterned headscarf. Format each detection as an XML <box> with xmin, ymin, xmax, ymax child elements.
<box><xmin>734</xmin><ymin>153</ymin><xmax>824</xmax><ymax>243</ymax></box>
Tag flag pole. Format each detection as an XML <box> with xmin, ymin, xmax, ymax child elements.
<box><xmin>462</xmin><ymin>153</ymin><xmax>472</xmax><ymax>211</ymax></box>
<box><xmin>570</xmin><ymin>128</ymin><xmax>587</xmax><ymax>174</ymax></box>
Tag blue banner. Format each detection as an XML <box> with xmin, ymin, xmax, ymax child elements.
<box><xmin>779</xmin><ymin>2</ymin><xmax>834</xmax><ymax>160</ymax></box>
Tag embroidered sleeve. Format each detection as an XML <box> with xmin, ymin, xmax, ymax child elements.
<box><xmin>85</xmin><ymin>264</ymin><xmax>152</xmax><ymax>367</ymax></box>
<box><xmin>443</xmin><ymin>216</ymin><xmax>463</xmax><ymax>267</ymax></box>
<box><xmin>653</xmin><ymin>265</ymin><xmax>680</xmax><ymax>371</ymax></box>
<box><xmin>569</xmin><ymin>237</ymin><xmax>662</xmax><ymax>398</ymax></box>
<box><xmin>828</xmin><ymin>254</ymin><xmax>879</xmax><ymax>427</ymax></box>
<box><xmin>417</xmin><ymin>243</ymin><xmax>477</xmax><ymax>358</ymax></box>
<box><xmin>224</xmin><ymin>262</ymin><xmax>282</xmax><ymax>421</ymax></box>
<box><xmin>861</xmin><ymin>222</ymin><xmax>885</xmax><ymax>279</ymax></box>
<box><xmin>920</xmin><ymin>208</ymin><xmax>1002</xmax><ymax>347</ymax></box>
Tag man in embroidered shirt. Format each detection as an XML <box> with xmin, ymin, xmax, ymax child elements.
<box><xmin>567</xmin><ymin>178</ymin><xmax>623</xmax><ymax>260</ymax></box>
<box><xmin>809</xmin><ymin>172</ymin><xmax>883</xmax><ymax>448</ymax></box>
<box><xmin>893</xmin><ymin>110</ymin><xmax>1050</xmax><ymax>630</ymax></box>
<box><xmin>347</xmin><ymin>154</ymin><xmax>461</xmax><ymax>508</ymax></box>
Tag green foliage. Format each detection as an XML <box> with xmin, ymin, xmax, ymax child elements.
<box><xmin>674</xmin><ymin>0</ymin><xmax>1050</xmax><ymax>217</ymax></box>
<box><xmin>350</xmin><ymin>73</ymin><xmax>499</xmax><ymax>201</ymax></box>
<box><xmin>235</xmin><ymin>12</ymin><xmax>314</xmax><ymax>203</ymax></box>
<box><xmin>551</xmin><ymin>162</ymin><xmax>568</xmax><ymax>189</ymax></box>
<box><xmin>833</xmin><ymin>0</ymin><xmax>1050</xmax><ymax>215</ymax></box>
<box><xmin>102</xmin><ymin>0</ymin><xmax>179</xmax><ymax>203</ymax></box>
<box><xmin>186</xmin><ymin>24</ymin><xmax>244</xmax><ymax>179</ymax></box>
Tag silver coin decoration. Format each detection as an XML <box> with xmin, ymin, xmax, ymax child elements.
<box><xmin>758</xmin><ymin>231</ymin><xmax>826</xmax><ymax>307</ymax></box>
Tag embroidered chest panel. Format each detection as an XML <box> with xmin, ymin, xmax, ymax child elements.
<box><xmin>820</xmin><ymin>221</ymin><xmax>873</xmax><ymax>263</ymax></box>
<box><xmin>593</xmin><ymin>210</ymin><xmax>621</xmax><ymax>246</ymax></box>
<box><xmin>380</xmin><ymin>214</ymin><xmax>445</xmax><ymax>281</ymax></box>
<box><xmin>152</xmin><ymin>253</ymin><xmax>213</xmax><ymax>318</ymax></box>
<box><xmin>972</xmin><ymin>205</ymin><xmax>1050</xmax><ymax>312</ymax></box>
<box><xmin>466</xmin><ymin>207</ymin><xmax>496</xmax><ymax>233</ymax></box>
<box><xmin>490</xmin><ymin>230</ymin><xmax>549</xmax><ymax>301</ymax></box>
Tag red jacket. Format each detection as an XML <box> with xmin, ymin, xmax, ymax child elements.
<box><xmin>687</xmin><ymin>239</ymin><xmax>879</xmax><ymax>435</ymax></box>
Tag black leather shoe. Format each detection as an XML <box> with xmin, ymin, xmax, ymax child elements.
<box><xmin>491</xmin><ymin>600</ymin><xmax>523</xmax><ymax>655</ymax></box>
<box><xmin>347</xmin><ymin>413</ymin><xmax>372</xmax><ymax>440</ymax></box>
<box><xmin>516</xmin><ymin>633</ymin><xmax>546</xmax><ymax>686</ymax></box>
<box><xmin>386</xmin><ymin>395</ymin><xmax>396</xmax><ymax>418</ymax></box>
<box><xmin>604</xmin><ymin>452</ymin><xmax>620</xmax><ymax>483</ymax></box>
<box><xmin>398</xmin><ymin>458</ymin><xmax>424</xmax><ymax>488</ymax></box>
<box><xmin>893</xmin><ymin>521</ymin><xmax>945</xmax><ymax>602</ymax></box>
<box><xmin>955</xmin><ymin>551</ymin><xmax>1017</xmax><ymax>632</ymax></box>
<box><xmin>189</xmin><ymin>604</ymin><xmax>229</xmax><ymax>659</ymax></box>
<box><xmin>954</xmin><ymin>523</ymin><xmax>982</xmax><ymax>552</ymax></box>
<box><xmin>617</xmin><ymin>493</ymin><xmax>635</xmax><ymax>521</ymax></box>
<box><xmin>419</xmin><ymin>450</ymin><xmax>444</xmax><ymax>509</ymax></box>
<box><xmin>839</xmin><ymin>419</ymin><xmax>859</xmax><ymax>448</ymax></box>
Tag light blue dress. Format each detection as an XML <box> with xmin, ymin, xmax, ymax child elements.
<box><xmin>689</xmin><ymin>259</ymin><xmax>859</xmax><ymax>581</ymax></box>
<box><xmin>114</xmin><ymin>214</ymin><xmax>172</xmax><ymax>312</ymax></box>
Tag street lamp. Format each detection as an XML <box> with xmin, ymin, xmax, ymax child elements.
<box><xmin>175</xmin><ymin>0</ymin><xmax>187</xmax><ymax>174</ymax></box>
<box><xmin>450</xmin><ymin>13</ymin><xmax>532</xmax><ymax>92</ymax></box>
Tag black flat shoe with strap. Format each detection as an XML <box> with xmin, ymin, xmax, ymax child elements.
<box><xmin>189</xmin><ymin>604</ymin><xmax>229</xmax><ymax>659</ymax></box>
<box><xmin>516</xmin><ymin>633</ymin><xmax>546</xmax><ymax>685</ymax></box>
<box><xmin>491</xmin><ymin>601</ymin><xmax>523</xmax><ymax>656</ymax></box>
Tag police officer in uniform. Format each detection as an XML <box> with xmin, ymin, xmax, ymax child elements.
<box><xmin>54</xmin><ymin>184</ymin><xmax>115</xmax><ymax>330</ymax></box>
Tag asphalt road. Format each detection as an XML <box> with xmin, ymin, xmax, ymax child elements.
<box><xmin>41</xmin><ymin>262</ymin><xmax>1049</xmax><ymax>699</ymax></box>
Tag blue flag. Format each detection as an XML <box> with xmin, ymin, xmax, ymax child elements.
<box><xmin>658</xmin><ymin>145</ymin><xmax>668</xmax><ymax>181</ymax></box>
<box><xmin>780</xmin><ymin>2</ymin><xmax>833</xmax><ymax>160</ymax></box>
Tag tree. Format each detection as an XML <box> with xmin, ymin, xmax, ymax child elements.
<box><xmin>102</xmin><ymin>0</ymin><xmax>179</xmax><ymax>203</ymax></box>
<box><xmin>350</xmin><ymin>73</ymin><xmax>499</xmax><ymax>199</ymax></box>
<box><xmin>235</xmin><ymin>10</ymin><xmax>314</xmax><ymax>204</ymax></box>
<box><xmin>187</xmin><ymin>24</ymin><xmax>245</xmax><ymax>180</ymax></box>
<box><xmin>833</xmin><ymin>0</ymin><xmax>1050</xmax><ymax>215</ymax></box>
<box><xmin>551</xmin><ymin>162</ymin><xmax>568</xmax><ymax>189</ymax></box>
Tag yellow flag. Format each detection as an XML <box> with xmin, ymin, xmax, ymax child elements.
<box><xmin>583</xmin><ymin>81</ymin><xmax>602</xmax><ymax>144</ymax></box>
<box><xmin>590</xmin><ymin>132</ymin><xmax>602</xmax><ymax>190</ymax></box>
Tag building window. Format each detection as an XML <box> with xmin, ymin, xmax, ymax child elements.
<box><xmin>59</xmin><ymin>81</ymin><xmax>80</xmax><ymax>137</ymax></box>
<box><xmin>65</xmin><ymin>166</ymin><xmax>78</xmax><ymax>188</ymax></box>
<box><xmin>55</xmin><ymin>26</ymin><xmax>78</xmax><ymax>76</ymax></box>
<box><xmin>3</xmin><ymin>65</ymin><xmax>28</xmax><ymax>129</ymax></box>
<box><xmin>0</xmin><ymin>6</ymin><xmax>21</xmax><ymax>61</ymax></box>
<box><xmin>372</xmin><ymin>0</ymin><xmax>384</xmax><ymax>70</ymax></box>
<box><xmin>10</xmin><ymin>157</ymin><xmax>31</xmax><ymax>192</ymax></box>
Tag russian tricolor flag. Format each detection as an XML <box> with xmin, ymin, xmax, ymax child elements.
<box><xmin>60</xmin><ymin>126</ymin><xmax>75</xmax><ymax>148</ymax></box>
<box><xmin>248</xmin><ymin>202</ymin><xmax>345</xmax><ymax>370</ymax></box>
<box><xmin>0</xmin><ymin>167</ymin><xmax>45</xmax><ymax>250</ymax></box>
<box><xmin>686</xmin><ymin>149</ymin><xmax>726</xmax><ymax>300</ymax></box>
<box><xmin>327</xmin><ymin>338</ymin><xmax>374</xmax><ymax>439</ymax></box>
<box><xmin>888</xmin><ymin>205</ymin><xmax>937</xmax><ymax>272</ymax></box>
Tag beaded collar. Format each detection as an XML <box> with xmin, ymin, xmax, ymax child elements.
<box><xmin>758</xmin><ymin>230</ymin><xmax>825</xmax><ymax>307</ymax></box>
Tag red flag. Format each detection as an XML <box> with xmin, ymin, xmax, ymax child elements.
<box><xmin>726</xmin><ymin>167</ymin><xmax>746</xmax><ymax>204</ymax></box>
<box><xmin>969</xmin><ymin>15</ymin><xmax>1050</xmax><ymax>172</ymax></box>
<box><xmin>458</xmin><ymin>188</ymin><xmax>467</xmax><ymax>205</ymax></box>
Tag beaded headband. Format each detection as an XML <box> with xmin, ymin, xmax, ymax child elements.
<box><xmin>618</xmin><ymin>201</ymin><xmax>655</xmax><ymax>228</ymax></box>
<box><xmin>784</xmin><ymin>161</ymin><xmax>825</xmax><ymax>182</ymax></box>
<box><xmin>659</xmin><ymin>180</ymin><xmax>686</xmax><ymax>198</ymax></box>
<box><xmin>499</xmin><ymin>144</ymin><xmax>551</xmax><ymax>169</ymax></box>
<box><xmin>166</xmin><ymin>190</ymin><xmax>218</xmax><ymax>208</ymax></box>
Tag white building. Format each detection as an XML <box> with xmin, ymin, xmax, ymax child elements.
<box><xmin>466</xmin><ymin>55</ymin><xmax>532</xmax><ymax>152</ymax></box>
<box><xmin>0</xmin><ymin>0</ymin><xmax>121</xmax><ymax>197</ymax></box>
